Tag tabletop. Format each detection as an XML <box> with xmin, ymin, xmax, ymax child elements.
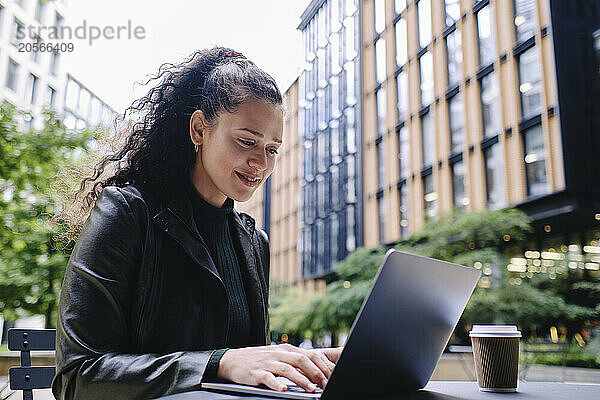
<box><xmin>156</xmin><ymin>381</ymin><xmax>600</xmax><ymax>400</ymax></box>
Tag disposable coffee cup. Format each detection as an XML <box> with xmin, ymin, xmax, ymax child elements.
<box><xmin>469</xmin><ymin>325</ymin><xmax>521</xmax><ymax>392</ymax></box>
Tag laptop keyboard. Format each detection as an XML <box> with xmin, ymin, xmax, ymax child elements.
<box><xmin>285</xmin><ymin>384</ymin><xmax>323</xmax><ymax>394</ymax></box>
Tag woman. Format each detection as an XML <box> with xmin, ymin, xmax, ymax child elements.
<box><xmin>52</xmin><ymin>47</ymin><xmax>341</xmax><ymax>400</ymax></box>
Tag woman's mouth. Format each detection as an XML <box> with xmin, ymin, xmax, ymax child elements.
<box><xmin>235</xmin><ymin>171</ymin><xmax>261</xmax><ymax>187</ymax></box>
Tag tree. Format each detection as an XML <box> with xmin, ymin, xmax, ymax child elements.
<box><xmin>269</xmin><ymin>208</ymin><xmax>598</xmax><ymax>347</ymax></box>
<box><xmin>0</xmin><ymin>103</ymin><xmax>94</xmax><ymax>328</ymax></box>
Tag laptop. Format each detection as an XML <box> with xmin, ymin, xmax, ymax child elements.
<box><xmin>202</xmin><ymin>249</ymin><xmax>481</xmax><ymax>399</ymax></box>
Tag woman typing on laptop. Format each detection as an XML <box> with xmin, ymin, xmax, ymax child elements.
<box><xmin>52</xmin><ymin>47</ymin><xmax>341</xmax><ymax>400</ymax></box>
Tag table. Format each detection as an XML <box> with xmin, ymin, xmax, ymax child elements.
<box><xmin>157</xmin><ymin>381</ymin><xmax>600</xmax><ymax>400</ymax></box>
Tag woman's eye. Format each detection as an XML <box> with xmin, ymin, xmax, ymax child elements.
<box><xmin>239</xmin><ymin>139</ymin><xmax>254</xmax><ymax>146</ymax></box>
<box><xmin>268</xmin><ymin>148</ymin><xmax>279</xmax><ymax>155</ymax></box>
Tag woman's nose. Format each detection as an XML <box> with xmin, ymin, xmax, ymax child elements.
<box><xmin>248</xmin><ymin>148</ymin><xmax>267</xmax><ymax>171</ymax></box>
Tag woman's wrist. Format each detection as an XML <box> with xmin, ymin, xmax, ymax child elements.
<box><xmin>204</xmin><ymin>348</ymin><xmax>230</xmax><ymax>381</ymax></box>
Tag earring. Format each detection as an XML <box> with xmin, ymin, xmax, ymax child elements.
<box><xmin>194</xmin><ymin>144</ymin><xmax>199</xmax><ymax>153</ymax></box>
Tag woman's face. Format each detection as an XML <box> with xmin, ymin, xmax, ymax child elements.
<box><xmin>189</xmin><ymin>99</ymin><xmax>283</xmax><ymax>207</ymax></box>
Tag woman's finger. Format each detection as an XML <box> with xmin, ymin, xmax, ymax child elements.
<box><xmin>277</xmin><ymin>351</ymin><xmax>327</xmax><ymax>388</ymax></box>
<box><xmin>268</xmin><ymin>362</ymin><xmax>318</xmax><ymax>393</ymax></box>
<box><xmin>256</xmin><ymin>370</ymin><xmax>288</xmax><ymax>392</ymax></box>
<box><xmin>306</xmin><ymin>350</ymin><xmax>336</xmax><ymax>379</ymax></box>
<box><xmin>319</xmin><ymin>347</ymin><xmax>343</xmax><ymax>363</ymax></box>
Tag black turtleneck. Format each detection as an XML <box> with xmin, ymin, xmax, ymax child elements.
<box><xmin>184</xmin><ymin>179</ymin><xmax>251</xmax><ymax>379</ymax></box>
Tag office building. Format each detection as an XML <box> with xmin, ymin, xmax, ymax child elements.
<box><xmin>0</xmin><ymin>0</ymin><xmax>115</xmax><ymax>130</ymax></box>
<box><xmin>244</xmin><ymin>0</ymin><xmax>600</xmax><ymax>285</ymax></box>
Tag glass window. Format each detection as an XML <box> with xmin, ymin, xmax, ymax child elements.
<box><xmin>397</xmin><ymin>71</ymin><xmax>409</xmax><ymax>121</ymax></box>
<box><xmin>418</xmin><ymin>0</ymin><xmax>432</xmax><ymax>48</ymax></box>
<box><xmin>45</xmin><ymin>86</ymin><xmax>56</xmax><ymax>108</ymax></box>
<box><xmin>377</xmin><ymin>139</ymin><xmax>385</xmax><ymax>190</ymax></box>
<box><xmin>423</xmin><ymin>173</ymin><xmax>437</xmax><ymax>220</ymax></box>
<box><xmin>331</xmin><ymin>121</ymin><xmax>340</xmax><ymax>159</ymax></box>
<box><xmin>50</xmin><ymin>50</ymin><xmax>60</xmax><ymax>76</ymax></box>
<box><xmin>331</xmin><ymin>75</ymin><xmax>341</xmax><ymax>118</ymax></box>
<box><xmin>514</xmin><ymin>0</ymin><xmax>537</xmax><ymax>43</ymax></box>
<box><xmin>446</xmin><ymin>29</ymin><xmax>463</xmax><ymax>88</ymax></box>
<box><xmin>484</xmin><ymin>143</ymin><xmax>505</xmax><ymax>210</ymax></box>
<box><xmin>12</xmin><ymin>18</ymin><xmax>24</xmax><ymax>46</ymax></box>
<box><xmin>375</xmin><ymin>0</ymin><xmax>386</xmax><ymax>34</ymax></box>
<box><xmin>346</xmin><ymin>0</ymin><xmax>358</xmax><ymax>16</ymax></box>
<box><xmin>399</xmin><ymin>184</ymin><xmax>409</xmax><ymax>238</ymax></box>
<box><xmin>78</xmin><ymin>89</ymin><xmax>91</xmax><ymax>119</ymax></box>
<box><xmin>26</xmin><ymin>74</ymin><xmax>38</xmax><ymax>105</ymax></box>
<box><xmin>375</xmin><ymin>37</ymin><xmax>387</xmax><ymax>84</ymax></box>
<box><xmin>330</xmin><ymin>32</ymin><xmax>341</xmax><ymax>74</ymax></box>
<box><xmin>330</xmin><ymin>213</ymin><xmax>339</xmax><ymax>266</ymax></box>
<box><xmin>523</xmin><ymin>124</ymin><xmax>549</xmax><ymax>196</ymax></box>
<box><xmin>421</xmin><ymin>112</ymin><xmax>435</xmax><ymax>166</ymax></box>
<box><xmin>378</xmin><ymin>197</ymin><xmax>386</xmax><ymax>243</ymax></box>
<box><xmin>36</xmin><ymin>0</ymin><xmax>45</xmax><ymax>23</ymax></box>
<box><xmin>420</xmin><ymin>51</ymin><xmax>434</xmax><ymax>106</ymax></box>
<box><xmin>317</xmin><ymin>220</ymin><xmax>325</xmax><ymax>273</ymax></box>
<box><xmin>449</xmin><ymin>93</ymin><xmax>464</xmax><ymax>154</ymax></box>
<box><xmin>452</xmin><ymin>160</ymin><xmax>467</xmax><ymax>210</ymax></box>
<box><xmin>6</xmin><ymin>59</ymin><xmax>19</xmax><ymax>91</ymax></box>
<box><xmin>518</xmin><ymin>46</ymin><xmax>543</xmax><ymax>119</ymax></box>
<box><xmin>395</xmin><ymin>18</ymin><xmax>408</xmax><ymax>66</ymax></box>
<box><xmin>317</xmin><ymin>176</ymin><xmax>326</xmax><ymax>216</ymax></box>
<box><xmin>90</xmin><ymin>97</ymin><xmax>102</xmax><ymax>125</ymax></box>
<box><xmin>318</xmin><ymin>132</ymin><xmax>329</xmax><ymax>173</ymax></box>
<box><xmin>445</xmin><ymin>0</ymin><xmax>460</xmax><ymax>26</ymax></box>
<box><xmin>31</xmin><ymin>35</ymin><xmax>41</xmax><ymax>63</ymax></box>
<box><xmin>317</xmin><ymin>7</ymin><xmax>327</xmax><ymax>48</ymax></box>
<box><xmin>377</xmin><ymin>86</ymin><xmax>387</xmax><ymax>136</ymax></box>
<box><xmin>477</xmin><ymin>5</ymin><xmax>496</xmax><ymax>66</ymax></box>
<box><xmin>481</xmin><ymin>71</ymin><xmax>501</xmax><ymax>138</ymax></box>
<box><xmin>398</xmin><ymin>125</ymin><xmax>410</xmax><ymax>180</ymax></box>
<box><xmin>345</xmin><ymin>60</ymin><xmax>356</xmax><ymax>105</ymax></box>
<box><xmin>344</xmin><ymin>15</ymin><xmax>357</xmax><ymax>60</ymax></box>
<box><xmin>345</xmin><ymin>107</ymin><xmax>357</xmax><ymax>153</ymax></box>
<box><xmin>346</xmin><ymin>205</ymin><xmax>356</xmax><ymax>252</ymax></box>
<box><xmin>331</xmin><ymin>0</ymin><xmax>341</xmax><ymax>31</ymax></box>
<box><xmin>395</xmin><ymin>0</ymin><xmax>407</xmax><ymax>14</ymax></box>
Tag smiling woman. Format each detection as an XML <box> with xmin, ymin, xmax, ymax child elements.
<box><xmin>51</xmin><ymin>47</ymin><xmax>341</xmax><ymax>400</ymax></box>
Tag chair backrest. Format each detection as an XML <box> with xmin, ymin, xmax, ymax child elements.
<box><xmin>7</xmin><ymin>328</ymin><xmax>56</xmax><ymax>400</ymax></box>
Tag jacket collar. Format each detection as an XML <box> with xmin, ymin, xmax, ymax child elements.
<box><xmin>159</xmin><ymin>183</ymin><xmax>255</xmax><ymax>237</ymax></box>
<box><xmin>149</xmin><ymin>182</ymin><xmax>257</xmax><ymax>278</ymax></box>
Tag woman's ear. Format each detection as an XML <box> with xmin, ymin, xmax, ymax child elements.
<box><xmin>189</xmin><ymin>110</ymin><xmax>207</xmax><ymax>146</ymax></box>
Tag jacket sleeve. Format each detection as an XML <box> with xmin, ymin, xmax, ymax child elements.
<box><xmin>52</xmin><ymin>187</ymin><xmax>214</xmax><ymax>400</ymax></box>
<box><xmin>255</xmin><ymin>227</ymin><xmax>271</xmax><ymax>341</ymax></box>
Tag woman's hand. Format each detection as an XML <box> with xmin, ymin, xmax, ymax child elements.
<box><xmin>217</xmin><ymin>343</ymin><xmax>343</xmax><ymax>392</ymax></box>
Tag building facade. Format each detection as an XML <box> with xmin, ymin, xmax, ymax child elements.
<box><xmin>363</xmin><ymin>0</ymin><xmax>599</xmax><ymax>260</ymax></box>
<box><xmin>0</xmin><ymin>0</ymin><xmax>115</xmax><ymax>129</ymax></box>
<box><xmin>247</xmin><ymin>0</ymin><xmax>600</xmax><ymax>287</ymax></box>
<box><xmin>0</xmin><ymin>0</ymin><xmax>68</xmax><ymax>124</ymax></box>
<box><xmin>63</xmin><ymin>74</ymin><xmax>115</xmax><ymax>130</ymax></box>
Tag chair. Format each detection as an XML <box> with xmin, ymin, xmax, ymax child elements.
<box><xmin>7</xmin><ymin>329</ymin><xmax>56</xmax><ymax>400</ymax></box>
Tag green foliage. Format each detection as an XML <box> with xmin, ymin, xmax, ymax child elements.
<box><xmin>269</xmin><ymin>286</ymin><xmax>317</xmax><ymax>337</ymax></box>
<box><xmin>395</xmin><ymin>208</ymin><xmax>531</xmax><ymax>261</ymax></box>
<box><xmin>334</xmin><ymin>246</ymin><xmax>385</xmax><ymax>281</ymax></box>
<box><xmin>462</xmin><ymin>284</ymin><xmax>596</xmax><ymax>334</ymax></box>
<box><xmin>269</xmin><ymin>207</ymin><xmax>599</xmax><ymax>358</ymax></box>
<box><xmin>0</xmin><ymin>103</ymin><xmax>94</xmax><ymax>327</ymax></box>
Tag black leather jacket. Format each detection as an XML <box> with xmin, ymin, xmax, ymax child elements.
<box><xmin>52</xmin><ymin>184</ymin><xmax>270</xmax><ymax>399</ymax></box>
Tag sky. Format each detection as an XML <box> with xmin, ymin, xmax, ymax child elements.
<box><xmin>63</xmin><ymin>0</ymin><xmax>311</xmax><ymax>113</ymax></box>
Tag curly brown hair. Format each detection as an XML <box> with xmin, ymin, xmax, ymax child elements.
<box><xmin>53</xmin><ymin>46</ymin><xmax>283</xmax><ymax>247</ymax></box>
